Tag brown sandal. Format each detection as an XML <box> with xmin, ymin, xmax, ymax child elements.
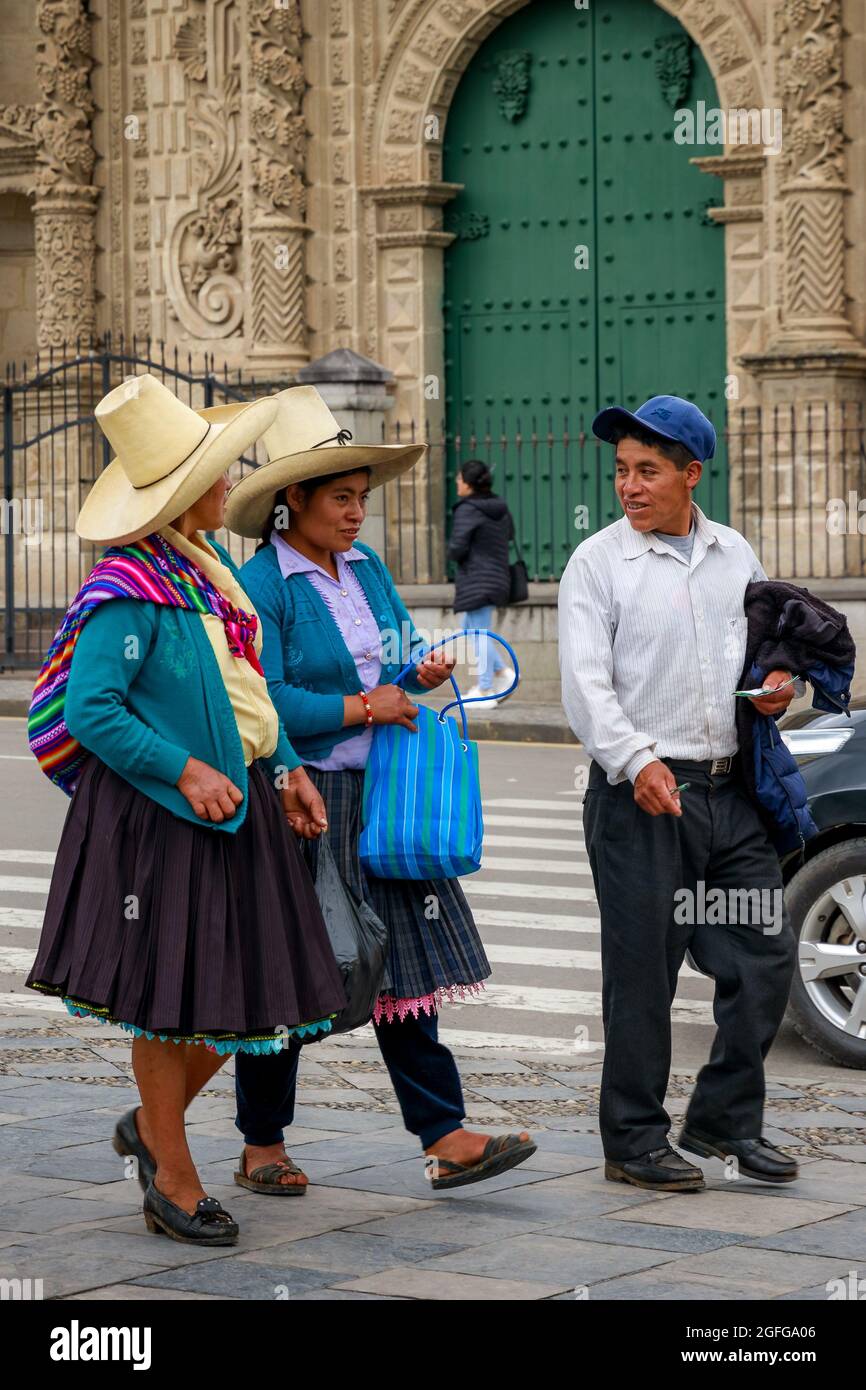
<box><xmin>427</xmin><ymin>1133</ymin><xmax>537</xmax><ymax>1191</ymax></box>
<box><xmin>233</xmin><ymin>1149</ymin><xmax>309</xmax><ymax>1196</ymax></box>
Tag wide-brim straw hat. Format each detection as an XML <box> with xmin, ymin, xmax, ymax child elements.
<box><xmin>224</xmin><ymin>385</ymin><xmax>425</xmax><ymax>539</ymax></box>
<box><xmin>76</xmin><ymin>373</ymin><xmax>278</xmax><ymax>547</ymax></box>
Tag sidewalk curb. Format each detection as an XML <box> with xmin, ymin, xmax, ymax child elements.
<box><xmin>0</xmin><ymin>683</ymin><xmax>580</xmax><ymax>742</ymax></box>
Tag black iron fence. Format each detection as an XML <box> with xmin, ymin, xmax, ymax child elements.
<box><xmin>3</xmin><ymin>339</ymin><xmax>866</xmax><ymax>667</ymax></box>
<box><xmin>382</xmin><ymin>403</ymin><xmax>866</xmax><ymax>587</ymax></box>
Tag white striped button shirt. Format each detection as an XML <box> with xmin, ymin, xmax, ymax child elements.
<box><xmin>557</xmin><ymin>502</ymin><xmax>767</xmax><ymax>785</ymax></box>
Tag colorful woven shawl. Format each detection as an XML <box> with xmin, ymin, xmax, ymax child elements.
<box><xmin>28</xmin><ymin>531</ymin><xmax>263</xmax><ymax>796</ymax></box>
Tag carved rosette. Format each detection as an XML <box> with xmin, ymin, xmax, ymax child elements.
<box><xmin>165</xmin><ymin>7</ymin><xmax>245</xmax><ymax>339</ymax></box>
<box><xmin>774</xmin><ymin>0</ymin><xmax>852</xmax><ymax>342</ymax></box>
<box><xmin>244</xmin><ymin>0</ymin><xmax>309</xmax><ymax>368</ymax></box>
<box><xmin>32</xmin><ymin>0</ymin><xmax>97</xmax><ymax>348</ymax></box>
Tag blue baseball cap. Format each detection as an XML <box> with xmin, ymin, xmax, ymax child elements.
<box><xmin>592</xmin><ymin>395</ymin><xmax>716</xmax><ymax>462</ymax></box>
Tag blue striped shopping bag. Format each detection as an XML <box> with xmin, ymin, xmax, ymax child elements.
<box><xmin>359</xmin><ymin>631</ymin><xmax>519</xmax><ymax>879</ymax></box>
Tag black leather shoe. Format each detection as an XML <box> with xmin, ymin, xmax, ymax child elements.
<box><xmin>112</xmin><ymin>1107</ymin><xmax>156</xmax><ymax>1192</ymax></box>
<box><xmin>605</xmin><ymin>1144</ymin><xmax>705</xmax><ymax>1191</ymax></box>
<box><xmin>678</xmin><ymin>1126</ymin><xmax>799</xmax><ymax>1184</ymax></box>
<box><xmin>143</xmin><ymin>1182</ymin><xmax>239</xmax><ymax>1245</ymax></box>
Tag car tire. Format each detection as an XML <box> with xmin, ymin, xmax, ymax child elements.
<box><xmin>786</xmin><ymin>839</ymin><xmax>866</xmax><ymax>1069</ymax></box>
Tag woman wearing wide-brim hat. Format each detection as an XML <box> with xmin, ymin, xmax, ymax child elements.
<box><xmin>26</xmin><ymin>374</ymin><xmax>347</xmax><ymax>1246</ymax></box>
<box><xmin>223</xmin><ymin>385</ymin><xmax>535</xmax><ymax>1194</ymax></box>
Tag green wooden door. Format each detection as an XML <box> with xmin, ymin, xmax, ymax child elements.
<box><xmin>443</xmin><ymin>0</ymin><xmax>726</xmax><ymax>579</ymax></box>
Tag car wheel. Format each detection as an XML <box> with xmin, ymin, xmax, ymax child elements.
<box><xmin>785</xmin><ymin>839</ymin><xmax>866</xmax><ymax>1069</ymax></box>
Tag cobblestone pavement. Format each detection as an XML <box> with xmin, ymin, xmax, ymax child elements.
<box><xmin>1</xmin><ymin>1007</ymin><xmax>865</xmax><ymax>1302</ymax></box>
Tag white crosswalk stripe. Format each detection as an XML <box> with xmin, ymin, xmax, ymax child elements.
<box><xmin>0</xmin><ymin>875</ymin><xmax>50</xmax><ymax>896</ymax></box>
<box><xmin>0</xmin><ymin>795</ymin><xmax>718</xmax><ymax>1055</ymax></box>
<box><xmin>485</xmin><ymin>814</ymin><xmax>583</xmax><ymax>832</ymax></box>
<box><xmin>481</xmin><ymin>856</ymin><xmax>591</xmax><ymax>877</ymax></box>
<box><xmin>469</xmin><ymin>908</ymin><xmax>598</xmax><ymax>934</ymax></box>
<box><xmin>0</xmin><ymin>850</ymin><xmax>55</xmax><ymax>865</ymax></box>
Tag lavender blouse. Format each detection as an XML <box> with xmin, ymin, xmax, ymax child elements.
<box><xmin>270</xmin><ymin>532</ymin><xmax>382</xmax><ymax>771</ymax></box>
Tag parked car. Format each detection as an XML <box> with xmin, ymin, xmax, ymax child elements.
<box><xmin>779</xmin><ymin>700</ymin><xmax>866</xmax><ymax>1068</ymax></box>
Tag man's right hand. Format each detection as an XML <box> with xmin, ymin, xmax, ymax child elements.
<box><xmin>366</xmin><ymin>684</ymin><xmax>420</xmax><ymax>732</ymax></box>
<box><xmin>177</xmin><ymin>756</ymin><xmax>244</xmax><ymax>823</ymax></box>
<box><xmin>633</xmin><ymin>760</ymin><xmax>683</xmax><ymax>817</ymax></box>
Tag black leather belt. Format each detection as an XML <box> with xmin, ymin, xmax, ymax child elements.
<box><xmin>665</xmin><ymin>754</ymin><xmax>739</xmax><ymax>776</ymax></box>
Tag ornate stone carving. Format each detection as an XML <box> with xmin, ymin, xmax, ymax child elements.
<box><xmin>492</xmin><ymin>51</ymin><xmax>531</xmax><ymax>122</ymax></box>
<box><xmin>776</xmin><ymin>0</ymin><xmax>844</xmax><ymax>184</ymax></box>
<box><xmin>395</xmin><ymin>62</ymin><xmax>431</xmax><ymax>102</ymax></box>
<box><xmin>773</xmin><ymin>0</ymin><xmax>853</xmax><ymax>349</ymax></box>
<box><xmin>31</xmin><ymin>0</ymin><xmax>98</xmax><ymax>348</ymax></box>
<box><xmin>0</xmin><ymin>106</ymin><xmax>39</xmax><ymax>143</ymax></box>
<box><xmin>34</xmin><ymin>186</ymin><xmax>97</xmax><ymax>348</ymax></box>
<box><xmin>166</xmin><ymin>7</ymin><xmax>244</xmax><ymax>339</ymax></box>
<box><xmin>654</xmin><ymin>35</ymin><xmax>692</xmax><ymax>107</ymax></box>
<box><xmin>704</xmin><ymin>25</ymin><xmax>749</xmax><ymax>74</ymax></box>
<box><xmin>250</xmin><ymin>0</ymin><xmax>307</xmax><ymax>220</ymax></box>
<box><xmin>784</xmin><ymin>190</ymin><xmax>845</xmax><ymax>318</ymax></box>
<box><xmin>386</xmin><ymin>108</ymin><xmax>419</xmax><ymax>142</ymax></box>
<box><xmin>414</xmin><ymin>22</ymin><xmax>453</xmax><ymax>65</ymax></box>
<box><xmin>34</xmin><ymin>0</ymin><xmax>95</xmax><ymax>194</ymax></box>
<box><xmin>173</xmin><ymin>15</ymin><xmax>208</xmax><ymax>82</ymax></box>
<box><xmin>246</xmin><ymin>0</ymin><xmax>309</xmax><ymax>368</ymax></box>
<box><xmin>166</xmin><ymin>69</ymin><xmax>244</xmax><ymax>338</ymax></box>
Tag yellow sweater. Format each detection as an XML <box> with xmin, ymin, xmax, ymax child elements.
<box><xmin>160</xmin><ymin>526</ymin><xmax>279</xmax><ymax>768</ymax></box>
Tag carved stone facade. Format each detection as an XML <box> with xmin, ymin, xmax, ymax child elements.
<box><xmin>0</xmin><ymin>0</ymin><xmax>864</xmax><ymax>411</ymax></box>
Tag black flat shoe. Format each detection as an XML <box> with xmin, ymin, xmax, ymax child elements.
<box><xmin>605</xmin><ymin>1143</ymin><xmax>705</xmax><ymax>1191</ymax></box>
<box><xmin>678</xmin><ymin>1126</ymin><xmax>799</xmax><ymax>1183</ymax></box>
<box><xmin>142</xmin><ymin>1182</ymin><xmax>239</xmax><ymax>1245</ymax></box>
<box><xmin>112</xmin><ymin>1107</ymin><xmax>156</xmax><ymax>1192</ymax></box>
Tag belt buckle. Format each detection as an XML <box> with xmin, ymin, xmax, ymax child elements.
<box><xmin>709</xmin><ymin>757</ymin><xmax>731</xmax><ymax>776</ymax></box>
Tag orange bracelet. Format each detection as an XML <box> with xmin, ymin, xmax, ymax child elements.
<box><xmin>358</xmin><ymin>691</ymin><xmax>373</xmax><ymax>726</ymax></box>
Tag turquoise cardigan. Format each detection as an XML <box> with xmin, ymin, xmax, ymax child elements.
<box><xmin>238</xmin><ymin>540</ymin><xmax>427</xmax><ymax>765</ymax></box>
<box><xmin>64</xmin><ymin>541</ymin><xmax>301</xmax><ymax>834</ymax></box>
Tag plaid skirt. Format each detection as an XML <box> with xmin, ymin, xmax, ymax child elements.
<box><xmin>302</xmin><ymin>767</ymin><xmax>491</xmax><ymax>1021</ymax></box>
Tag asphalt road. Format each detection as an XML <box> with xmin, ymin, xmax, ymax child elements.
<box><xmin>0</xmin><ymin>716</ymin><xmax>844</xmax><ymax>1080</ymax></box>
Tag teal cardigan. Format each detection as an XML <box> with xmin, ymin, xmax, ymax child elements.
<box><xmin>238</xmin><ymin>540</ymin><xmax>427</xmax><ymax>764</ymax></box>
<box><xmin>64</xmin><ymin>540</ymin><xmax>302</xmax><ymax>834</ymax></box>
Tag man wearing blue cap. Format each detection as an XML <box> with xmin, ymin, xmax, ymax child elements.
<box><xmin>557</xmin><ymin>395</ymin><xmax>799</xmax><ymax>1192</ymax></box>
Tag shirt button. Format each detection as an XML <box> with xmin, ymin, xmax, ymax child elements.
<box><xmin>354</xmin><ymin>618</ymin><xmax>361</xmax><ymax>626</ymax></box>
<box><xmin>340</xmin><ymin>589</ymin><xmax>348</xmax><ymax>596</ymax></box>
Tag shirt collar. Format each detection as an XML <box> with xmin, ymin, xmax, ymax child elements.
<box><xmin>270</xmin><ymin>530</ymin><xmax>368</xmax><ymax>581</ymax></box>
<box><xmin>619</xmin><ymin>502</ymin><xmax>733</xmax><ymax>560</ymax></box>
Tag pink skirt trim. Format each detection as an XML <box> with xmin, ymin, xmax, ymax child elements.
<box><xmin>372</xmin><ymin>981</ymin><xmax>486</xmax><ymax>1024</ymax></box>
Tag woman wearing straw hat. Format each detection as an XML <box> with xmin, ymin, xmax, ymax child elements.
<box><xmin>224</xmin><ymin>385</ymin><xmax>535</xmax><ymax>1193</ymax></box>
<box><xmin>26</xmin><ymin>374</ymin><xmax>347</xmax><ymax>1246</ymax></box>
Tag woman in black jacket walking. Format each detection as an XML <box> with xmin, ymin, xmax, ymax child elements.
<box><xmin>447</xmin><ymin>460</ymin><xmax>516</xmax><ymax>709</ymax></box>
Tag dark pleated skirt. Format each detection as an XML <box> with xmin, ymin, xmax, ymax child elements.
<box><xmin>302</xmin><ymin>767</ymin><xmax>491</xmax><ymax>1019</ymax></box>
<box><xmin>26</xmin><ymin>757</ymin><xmax>347</xmax><ymax>1053</ymax></box>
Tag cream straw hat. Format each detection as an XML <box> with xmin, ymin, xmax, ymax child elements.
<box><xmin>76</xmin><ymin>373</ymin><xmax>278</xmax><ymax>547</ymax></box>
<box><xmin>224</xmin><ymin>385</ymin><xmax>425</xmax><ymax>539</ymax></box>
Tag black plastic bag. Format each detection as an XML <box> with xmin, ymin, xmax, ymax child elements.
<box><xmin>301</xmin><ymin>833</ymin><xmax>388</xmax><ymax>1042</ymax></box>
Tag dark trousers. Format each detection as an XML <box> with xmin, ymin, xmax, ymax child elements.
<box><xmin>235</xmin><ymin>1008</ymin><xmax>466</xmax><ymax>1151</ymax></box>
<box><xmin>583</xmin><ymin>757</ymin><xmax>797</xmax><ymax>1161</ymax></box>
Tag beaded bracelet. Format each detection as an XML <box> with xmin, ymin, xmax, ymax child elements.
<box><xmin>358</xmin><ymin>691</ymin><xmax>373</xmax><ymax>726</ymax></box>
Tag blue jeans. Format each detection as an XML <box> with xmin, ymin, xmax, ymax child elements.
<box><xmin>235</xmin><ymin>1009</ymin><xmax>466</xmax><ymax>1151</ymax></box>
<box><xmin>462</xmin><ymin>605</ymin><xmax>503</xmax><ymax>691</ymax></box>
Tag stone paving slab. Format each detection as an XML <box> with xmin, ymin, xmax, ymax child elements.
<box><xmin>1</xmin><ymin>1013</ymin><xmax>865</xmax><ymax>1300</ymax></box>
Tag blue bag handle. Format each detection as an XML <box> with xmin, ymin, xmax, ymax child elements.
<box><xmin>391</xmin><ymin>629</ymin><xmax>520</xmax><ymax>745</ymax></box>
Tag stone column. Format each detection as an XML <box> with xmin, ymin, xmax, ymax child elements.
<box><xmin>738</xmin><ymin>0</ymin><xmax>866</xmax><ymax>578</ymax></box>
<box><xmin>243</xmin><ymin>0</ymin><xmax>310</xmax><ymax>374</ymax></box>
<box><xmin>296</xmin><ymin>349</ymin><xmax>396</xmax><ymax>560</ymax></box>
<box><xmin>32</xmin><ymin>0</ymin><xmax>97</xmax><ymax>350</ymax></box>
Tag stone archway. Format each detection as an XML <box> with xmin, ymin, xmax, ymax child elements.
<box><xmin>362</xmin><ymin>0</ymin><xmax>857</xmax><ymax>425</ymax></box>
<box><xmin>362</xmin><ymin>0</ymin><xmax>769</xmax><ymax>423</ymax></box>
